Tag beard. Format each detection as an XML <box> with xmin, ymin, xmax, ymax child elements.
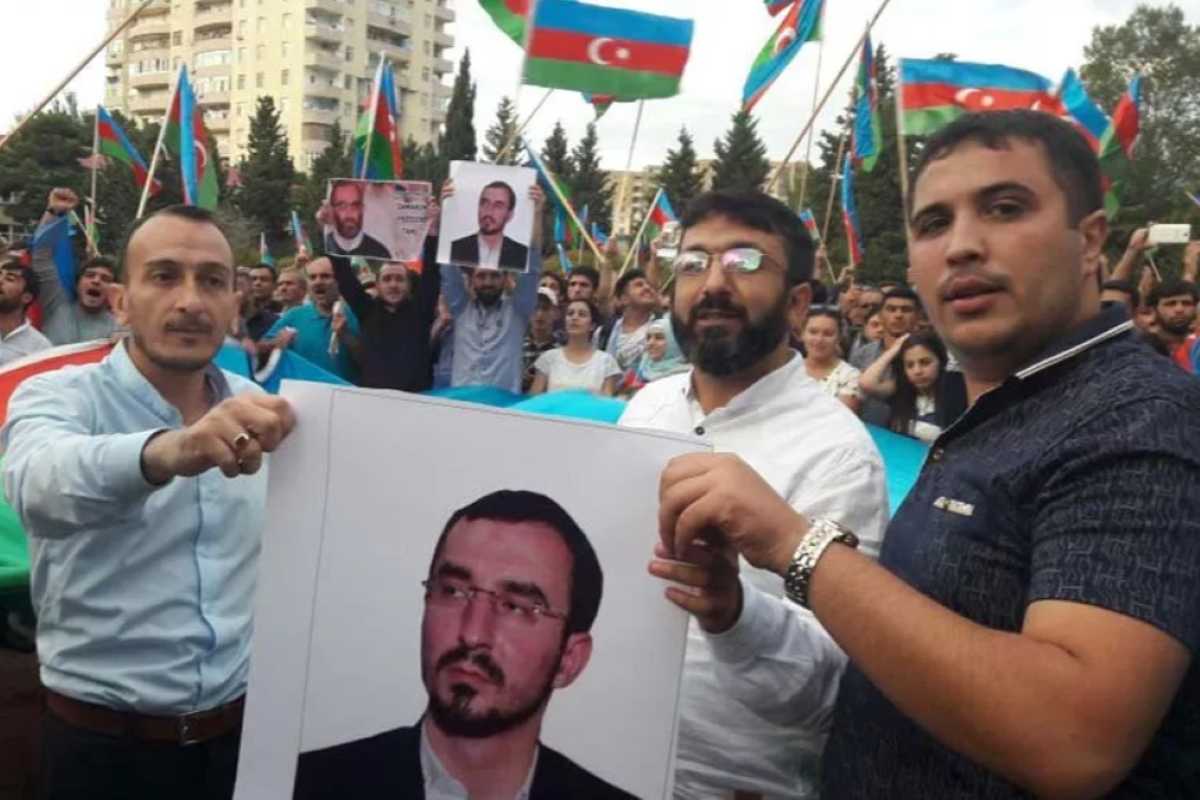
<box><xmin>1159</xmin><ymin>315</ymin><xmax>1196</xmax><ymax>337</ymax></box>
<box><xmin>673</xmin><ymin>291</ymin><xmax>789</xmax><ymax>377</ymax></box>
<box><xmin>426</xmin><ymin>644</ymin><xmax>556</xmax><ymax>739</ymax></box>
<box><xmin>0</xmin><ymin>295</ymin><xmax>24</xmax><ymax>314</ymax></box>
<box><xmin>131</xmin><ymin>328</ymin><xmax>219</xmax><ymax>373</ymax></box>
<box><xmin>476</xmin><ymin>286</ymin><xmax>503</xmax><ymax>307</ymax></box>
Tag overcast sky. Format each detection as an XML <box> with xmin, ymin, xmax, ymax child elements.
<box><xmin>2</xmin><ymin>0</ymin><xmax>1193</xmax><ymax>170</ymax></box>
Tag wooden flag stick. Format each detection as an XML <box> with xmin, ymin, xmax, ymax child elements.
<box><xmin>89</xmin><ymin>107</ymin><xmax>100</xmax><ymax>255</ymax></box>
<box><xmin>821</xmin><ymin>127</ymin><xmax>849</xmax><ymax>242</ymax></box>
<box><xmin>136</xmin><ymin>67</ymin><xmax>183</xmax><ymax>219</ymax></box>
<box><xmin>496</xmin><ymin>88</ymin><xmax>554</xmax><ymax>164</ymax></box>
<box><xmin>766</xmin><ymin>0</ymin><xmax>895</xmax><ymax>192</ymax></box>
<box><xmin>0</xmin><ymin>0</ymin><xmax>158</xmax><ymax>154</ymax></box>
<box><xmin>620</xmin><ymin>186</ymin><xmax>661</xmax><ymax>277</ymax></box>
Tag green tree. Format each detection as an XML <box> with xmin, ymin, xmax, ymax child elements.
<box><xmin>0</xmin><ymin>96</ymin><xmax>91</xmax><ymax>227</ymax></box>
<box><xmin>298</xmin><ymin>120</ymin><xmax>352</xmax><ymax>245</ymax></box>
<box><xmin>1081</xmin><ymin>3</ymin><xmax>1200</xmax><ymax>262</ymax></box>
<box><xmin>711</xmin><ymin>110</ymin><xmax>771</xmax><ymax>193</ymax></box>
<box><xmin>482</xmin><ymin>96</ymin><xmax>520</xmax><ymax>165</ymax></box>
<box><xmin>808</xmin><ymin>44</ymin><xmax>912</xmax><ymax>286</ymax></box>
<box><xmin>656</xmin><ymin>126</ymin><xmax>704</xmax><ymax>214</ymax></box>
<box><xmin>439</xmin><ymin>50</ymin><xmax>477</xmax><ymax>164</ymax></box>
<box><xmin>235</xmin><ymin>96</ymin><xmax>296</xmax><ymax>242</ymax></box>
<box><xmin>570</xmin><ymin>123</ymin><xmax>611</xmax><ymax>231</ymax></box>
<box><xmin>540</xmin><ymin>121</ymin><xmax>574</xmax><ymax>182</ymax></box>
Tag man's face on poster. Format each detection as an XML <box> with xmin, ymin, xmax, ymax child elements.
<box><xmin>420</xmin><ymin>517</ymin><xmax>577</xmax><ymax>738</ymax></box>
<box><xmin>478</xmin><ymin>186</ymin><xmax>515</xmax><ymax>237</ymax></box>
<box><xmin>331</xmin><ymin>183</ymin><xmax>365</xmax><ymax>240</ymax></box>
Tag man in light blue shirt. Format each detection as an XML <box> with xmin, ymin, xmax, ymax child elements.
<box><xmin>263</xmin><ymin>255</ymin><xmax>361</xmax><ymax>382</ymax></box>
<box><xmin>2</xmin><ymin>205</ymin><xmax>295</xmax><ymax>800</ymax></box>
<box><xmin>441</xmin><ymin>182</ymin><xmax>544</xmax><ymax>393</ymax></box>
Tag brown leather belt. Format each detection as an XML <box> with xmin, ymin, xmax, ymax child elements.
<box><xmin>45</xmin><ymin>689</ymin><xmax>244</xmax><ymax>746</ymax></box>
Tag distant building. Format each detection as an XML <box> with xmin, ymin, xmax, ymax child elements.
<box><xmin>102</xmin><ymin>0</ymin><xmax>456</xmax><ymax>170</ymax></box>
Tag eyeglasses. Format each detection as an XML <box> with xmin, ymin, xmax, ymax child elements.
<box><xmin>422</xmin><ymin>577</ymin><xmax>567</xmax><ymax>625</ymax></box>
<box><xmin>671</xmin><ymin>247</ymin><xmax>781</xmax><ymax>278</ymax></box>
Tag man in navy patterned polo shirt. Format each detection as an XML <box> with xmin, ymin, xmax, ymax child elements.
<box><xmin>654</xmin><ymin>110</ymin><xmax>1200</xmax><ymax>798</ymax></box>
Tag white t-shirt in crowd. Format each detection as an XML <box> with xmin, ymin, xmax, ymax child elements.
<box><xmin>812</xmin><ymin>359</ymin><xmax>863</xmax><ymax>401</ymax></box>
<box><xmin>532</xmin><ymin>347</ymin><xmax>621</xmax><ymax>393</ymax></box>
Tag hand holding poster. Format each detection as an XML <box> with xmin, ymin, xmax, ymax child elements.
<box><xmin>323</xmin><ymin>179</ymin><xmax>432</xmax><ymax>264</ymax></box>
<box><xmin>437</xmin><ymin>161</ymin><xmax>537</xmax><ymax>272</ymax></box>
<box><xmin>234</xmin><ymin>384</ymin><xmax>704</xmax><ymax>799</ymax></box>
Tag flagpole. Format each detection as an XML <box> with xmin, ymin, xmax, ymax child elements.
<box><xmin>619</xmin><ymin>186</ymin><xmax>661</xmax><ymax>277</ymax></box>
<box><xmin>89</xmin><ymin>106</ymin><xmax>100</xmax><ymax>256</ymax></box>
<box><xmin>496</xmin><ymin>88</ymin><xmax>554</xmax><ymax>164</ymax></box>
<box><xmin>611</xmin><ymin>99</ymin><xmax>646</xmax><ymax>262</ymax></box>
<box><xmin>0</xmin><ymin>0</ymin><xmax>157</xmax><ymax>154</ymax></box>
<box><xmin>526</xmin><ymin>139</ymin><xmax>605</xmax><ymax>265</ymax></box>
<box><xmin>797</xmin><ymin>5</ymin><xmax>828</xmax><ymax>207</ymax></box>
<box><xmin>1185</xmin><ymin>189</ymin><xmax>1200</xmax><ymax>209</ymax></box>
<box><xmin>69</xmin><ymin>210</ymin><xmax>99</xmax><ymax>259</ymax></box>
<box><xmin>894</xmin><ymin>72</ymin><xmax>913</xmax><ymax>249</ymax></box>
<box><xmin>359</xmin><ymin>59</ymin><xmax>385</xmax><ymax>180</ymax></box>
<box><xmin>821</xmin><ymin>127</ymin><xmax>849</xmax><ymax>242</ymax></box>
<box><xmin>137</xmin><ymin>66</ymin><xmax>183</xmax><ymax>219</ymax></box>
<box><xmin>766</xmin><ymin>0</ymin><xmax>895</xmax><ymax>192</ymax></box>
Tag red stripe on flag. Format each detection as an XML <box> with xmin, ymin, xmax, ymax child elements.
<box><xmin>528</xmin><ymin>29</ymin><xmax>689</xmax><ymax>76</ymax></box>
<box><xmin>97</xmin><ymin>120</ymin><xmax>121</xmax><ymax>146</ymax></box>
<box><xmin>0</xmin><ymin>342</ymin><xmax>114</xmax><ymax>426</ymax></box>
<box><xmin>1111</xmin><ymin>97</ymin><xmax>1140</xmax><ymax>157</ymax></box>
<box><xmin>903</xmin><ymin>83</ymin><xmax>1060</xmax><ymax>113</ymax></box>
<box><xmin>504</xmin><ymin>0</ymin><xmax>529</xmax><ymax>13</ymax></box>
<box><xmin>650</xmin><ymin>206</ymin><xmax>671</xmax><ymax>227</ymax></box>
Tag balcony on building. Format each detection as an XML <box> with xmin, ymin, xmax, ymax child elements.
<box><xmin>302</xmin><ymin>97</ymin><xmax>341</xmax><ymax>126</ymax></box>
<box><xmin>129</xmin><ymin>15</ymin><xmax>170</xmax><ymax>39</ymax></box>
<box><xmin>305</xmin><ymin>20</ymin><xmax>344</xmax><ymax>44</ymax></box>
<box><xmin>194</xmin><ymin>0</ymin><xmax>233</xmax><ymax>23</ymax></box>
<box><xmin>204</xmin><ymin>108</ymin><xmax>232</xmax><ymax>132</ymax></box>
<box><xmin>433</xmin><ymin>0</ymin><xmax>455</xmax><ymax>23</ymax></box>
<box><xmin>129</xmin><ymin>91</ymin><xmax>170</xmax><ymax>114</ymax></box>
<box><xmin>367</xmin><ymin>11</ymin><xmax>412</xmax><ymax>37</ymax></box>
<box><xmin>367</xmin><ymin>26</ymin><xmax>412</xmax><ymax>64</ymax></box>
<box><xmin>432</xmin><ymin>57</ymin><xmax>454</xmax><ymax>76</ymax></box>
<box><xmin>432</xmin><ymin>28</ymin><xmax>453</xmax><ymax>48</ymax></box>
<box><xmin>129</xmin><ymin>70</ymin><xmax>171</xmax><ymax>90</ymax></box>
<box><xmin>307</xmin><ymin>0</ymin><xmax>348</xmax><ymax>16</ymax></box>
<box><xmin>302</xmin><ymin>122</ymin><xmax>334</xmax><ymax>147</ymax></box>
<box><xmin>305</xmin><ymin>45</ymin><xmax>343</xmax><ymax>71</ymax></box>
<box><xmin>304</xmin><ymin>72</ymin><xmax>343</xmax><ymax>100</ymax></box>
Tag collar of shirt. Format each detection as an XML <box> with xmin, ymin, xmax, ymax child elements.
<box><xmin>682</xmin><ymin>351</ymin><xmax>804</xmax><ymax>427</ymax></box>
<box><xmin>0</xmin><ymin>318</ymin><xmax>33</xmax><ymax>342</ymax></box>
<box><xmin>419</xmin><ymin>720</ymin><xmax>538</xmax><ymax>800</ymax></box>
<box><xmin>112</xmin><ymin>338</ymin><xmax>233</xmax><ymax>419</ymax></box>
<box><xmin>332</xmin><ymin>229</ymin><xmax>365</xmax><ymax>253</ymax></box>
<box><xmin>477</xmin><ymin>234</ymin><xmax>502</xmax><ymax>269</ymax></box>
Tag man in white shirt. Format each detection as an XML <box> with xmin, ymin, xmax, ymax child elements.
<box><xmin>621</xmin><ymin>190</ymin><xmax>889</xmax><ymax>799</ymax></box>
<box><xmin>0</xmin><ymin>257</ymin><xmax>51</xmax><ymax>365</ymax></box>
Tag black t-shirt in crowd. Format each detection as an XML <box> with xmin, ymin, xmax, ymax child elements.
<box><xmin>823</xmin><ymin>305</ymin><xmax>1200</xmax><ymax>798</ymax></box>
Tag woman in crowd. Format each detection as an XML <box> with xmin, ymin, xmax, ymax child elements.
<box><xmin>801</xmin><ymin>308</ymin><xmax>862</xmax><ymax>414</ymax></box>
<box><xmin>860</xmin><ymin>330</ymin><xmax>949</xmax><ymax>442</ymax></box>
<box><xmin>529</xmin><ymin>299</ymin><xmax>622</xmax><ymax>396</ymax></box>
<box><xmin>619</xmin><ymin>317</ymin><xmax>688</xmax><ymax>397</ymax></box>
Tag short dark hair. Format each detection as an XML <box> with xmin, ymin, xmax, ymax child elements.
<box><xmin>481</xmin><ymin>181</ymin><xmax>516</xmax><ymax>211</ymax></box>
<box><xmin>882</xmin><ymin>286</ymin><xmax>919</xmax><ymax>306</ymax></box>
<box><xmin>80</xmin><ymin>255</ymin><xmax>118</xmax><ymax>282</ymax></box>
<box><xmin>805</xmin><ymin>307</ymin><xmax>842</xmax><ymax>326</ymax></box>
<box><xmin>565</xmin><ymin>297</ymin><xmax>601</xmax><ymax>328</ymax></box>
<box><xmin>810</xmin><ymin>280</ymin><xmax>829</xmax><ymax>305</ymax></box>
<box><xmin>570</xmin><ymin>266</ymin><xmax>600</xmax><ymax>291</ymax></box>
<box><xmin>1102</xmin><ymin>279</ymin><xmax>1140</xmax><ymax>309</ymax></box>
<box><xmin>540</xmin><ymin>270</ymin><xmax>565</xmax><ymax>294</ymax></box>
<box><xmin>680</xmin><ymin>190</ymin><xmax>814</xmax><ymax>287</ymax></box>
<box><xmin>615</xmin><ymin>268</ymin><xmax>650</xmax><ymax>299</ymax></box>
<box><xmin>430</xmin><ymin>490</ymin><xmax>603</xmax><ymax>635</ymax></box>
<box><xmin>119</xmin><ymin>205</ymin><xmax>230</xmax><ymax>282</ymax></box>
<box><xmin>911</xmin><ymin>110</ymin><xmax>1104</xmax><ymax>226</ymax></box>
<box><xmin>1147</xmin><ymin>279</ymin><xmax>1199</xmax><ymax>308</ymax></box>
<box><xmin>250</xmin><ymin>262</ymin><xmax>277</xmax><ymax>279</ymax></box>
<box><xmin>0</xmin><ymin>258</ymin><xmax>38</xmax><ymax>303</ymax></box>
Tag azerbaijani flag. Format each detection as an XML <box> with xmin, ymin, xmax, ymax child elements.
<box><xmin>584</xmin><ymin>93</ymin><xmax>616</xmax><ymax>119</ymax></box>
<box><xmin>556</xmin><ymin>242</ymin><xmax>575</xmax><ymax>272</ymax></box>
<box><xmin>1055</xmin><ymin>69</ymin><xmax>1109</xmax><ymax>152</ymax></box>
<box><xmin>259</xmin><ymin>233</ymin><xmax>274</xmax><ymax>266</ymax></box>
<box><xmin>841</xmin><ymin>155</ymin><xmax>864</xmax><ymax>267</ymax></box>
<box><xmin>523</xmin><ymin>0</ymin><xmax>694</xmax><ymax>100</ymax></box>
<box><xmin>899</xmin><ymin>59</ymin><xmax>1060</xmax><ymax>137</ymax></box>
<box><xmin>479</xmin><ymin>0</ymin><xmax>528</xmax><ymax>46</ymax></box>
<box><xmin>1097</xmin><ymin>75</ymin><xmax>1143</xmax><ymax>219</ymax></box>
<box><xmin>646</xmin><ymin>190</ymin><xmax>677</xmax><ymax>239</ymax></box>
<box><xmin>852</xmin><ymin>34</ymin><xmax>883</xmax><ymax>173</ymax></box>
<box><xmin>97</xmin><ymin>105</ymin><xmax>160</xmax><ymax>196</ymax></box>
<box><xmin>798</xmin><ymin>208</ymin><xmax>820</xmax><ymax>243</ymax></box>
<box><xmin>591</xmin><ymin>222</ymin><xmax>609</xmax><ymax>246</ymax></box>
<box><xmin>291</xmin><ymin>209</ymin><xmax>313</xmax><ymax>257</ymax></box>
<box><xmin>354</xmin><ymin>61</ymin><xmax>404</xmax><ymax>180</ymax></box>
<box><xmin>164</xmin><ymin>66</ymin><xmax>219</xmax><ymax>210</ymax></box>
<box><xmin>523</xmin><ymin>139</ymin><xmax>574</xmax><ymax>212</ymax></box>
<box><xmin>553</xmin><ymin>206</ymin><xmax>574</xmax><ymax>247</ymax></box>
<box><xmin>764</xmin><ymin>0</ymin><xmax>793</xmax><ymax>15</ymax></box>
<box><xmin>743</xmin><ymin>0</ymin><xmax>823</xmax><ymax>112</ymax></box>
<box><xmin>31</xmin><ymin>216</ymin><xmax>78</xmax><ymax>303</ymax></box>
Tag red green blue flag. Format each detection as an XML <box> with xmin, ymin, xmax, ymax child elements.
<box><xmin>898</xmin><ymin>59</ymin><xmax>1060</xmax><ymax>136</ymax></box>
<box><xmin>479</xmin><ymin>0</ymin><xmax>528</xmax><ymax>46</ymax></box>
<box><xmin>1054</xmin><ymin>69</ymin><xmax>1109</xmax><ymax>152</ymax></box>
<box><xmin>841</xmin><ymin>155</ymin><xmax>864</xmax><ymax>267</ymax></box>
<box><xmin>1097</xmin><ymin>75</ymin><xmax>1143</xmax><ymax>219</ymax></box>
<box><xmin>523</xmin><ymin>140</ymin><xmax>574</xmax><ymax>212</ymax></box>
<box><xmin>354</xmin><ymin>61</ymin><xmax>404</xmax><ymax>180</ymax></box>
<box><xmin>742</xmin><ymin>0</ymin><xmax>823</xmax><ymax>112</ymax></box>
<box><xmin>97</xmin><ymin>105</ymin><xmax>160</xmax><ymax>196</ymax></box>
<box><xmin>852</xmin><ymin>34</ymin><xmax>883</xmax><ymax>173</ymax></box>
<box><xmin>798</xmin><ymin>208</ymin><xmax>820</xmax><ymax>243</ymax></box>
<box><xmin>164</xmin><ymin>66</ymin><xmax>219</xmax><ymax>210</ymax></box>
<box><xmin>646</xmin><ymin>190</ymin><xmax>677</xmax><ymax>239</ymax></box>
<box><xmin>764</xmin><ymin>0</ymin><xmax>793</xmax><ymax>15</ymax></box>
<box><xmin>523</xmin><ymin>0</ymin><xmax>694</xmax><ymax>100</ymax></box>
<box><xmin>556</xmin><ymin>242</ymin><xmax>575</xmax><ymax>272</ymax></box>
<box><xmin>291</xmin><ymin>209</ymin><xmax>313</xmax><ymax>258</ymax></box>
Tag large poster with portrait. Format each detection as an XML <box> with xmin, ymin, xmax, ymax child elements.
<box><xmin>233</xmin><ymin>383</ymin><xmax>705</xmax><ymax>799</ymax></box>
<box><xmin>323</xmin><ymin>179</ymin><xmax>432</xmax><ymax>263</ymax></box>
<box><xmin>436</xmin><ymin>161</ymin><xmax>537</xmax><ymax>272</ymax></box>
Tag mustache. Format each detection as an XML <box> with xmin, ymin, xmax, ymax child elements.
<box><xmin>689</xmin><ymin>294</ymin><xmax>747</xmax><ymax>321</ymax></box>
<box><xmin>436</xmin><ymin>645</ymin><xmax>505</xmax><ymax>687</ymax></box>
<box><xmin>165</xmin><ymin>316</ymin><xmax>214</xmax><ymax>334</ymax></box>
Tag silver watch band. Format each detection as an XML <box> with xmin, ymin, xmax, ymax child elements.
<box><xmin>783</xmin><ymin>517</ymin><xmax>859</xmax><ymax>608</ymax></box>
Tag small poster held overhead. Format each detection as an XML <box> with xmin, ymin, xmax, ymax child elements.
<box><xmin>437</xmin><ymin>161</ymin><xmax>537</xmax><ymax>272</ymax></box>
<box><xmin>323</xmin><ymin>179</ymin><xmax>432</xmax><ymax>264</ymax></box>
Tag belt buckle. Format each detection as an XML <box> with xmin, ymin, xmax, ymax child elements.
<box><xmin>177</xmin><ymin>709</ymin><xmax>206</xmax><ymax>746</ymax></box>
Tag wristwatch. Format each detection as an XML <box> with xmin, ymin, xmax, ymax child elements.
<box><xmin>783</xmin><ymin>517</ymin><xmax>859</xmax><ymax>608</ymax></box>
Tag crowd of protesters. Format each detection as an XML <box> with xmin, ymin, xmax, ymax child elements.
<box><xmin>1</xmin><ymin>109</ymin><xmax>1200</xmax><ymax>800</ymax></box>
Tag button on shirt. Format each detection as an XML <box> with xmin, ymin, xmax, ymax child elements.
<box><xmin>442</xmin><ymin>251</ymin><xmax>541</xmax><ymax>393</ymax></box>
<box><xmin>823</xmin><ymin>305</ymin><xmax>1200</xmax><ymax>798</ymax></box>
<box><xmin>1</xmin><ymin>342</ymin><xmax>267</xmax><ymax>713</ymax></box>
<box><xmin>0</xmin><ymin>319</ymin><xmax>52</xmax><ymax>366</ymax></box>
<box><xmin>620</xmin><ymin>354</ymin><xmax>890</xmax><ymax>799</ymax></box>
<box><xmin>420</xmin><ymin>720</ymin><xmax>537</xmax><ymax>800</ymax></box>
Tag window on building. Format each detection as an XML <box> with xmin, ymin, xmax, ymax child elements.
<box><xmin>281</xmin><ymin>69</ymin><xmax>289</xmax><ymax>85</ymax></box>
<box><xmin>282</xmin><ymin>12</ymin><xmax>291</xmax><ymax>29</ymax></box>
<box><xmin>256</xmin><ymin>44</ymin><xmax>265</xmax><ymax>58</ymax></box>
<box><xmin>173</xmin><ymin>31</ymin><xmax>182</xmax><ymax>45</ymax></box>
<box><xmin>256</xmin><ymin>16</ymin><xmax>266</xmax><ymax>32</ymax></box>
<box><xmin>344</xmin><ymin>74</ymin><xmax>352</xmax><ymax>90</ymax></box>
<box><xmin>344</xmin><ymin>46</ymin><xmax>353</xmax><ymax>62</ymax></box>
<box><xmin>256</xmin><ymin>72</ymin><xmax>264</xmax><ymax>89</ymax></box>
<box><xmin>237</xmin><ymin>74</ymin><xmax>246</xmax><ymax>90</ymax></box>
<box><xmin>281</xmin><ymin>41</ymin><xmax>289</xmax><ymax>57</ymax></box>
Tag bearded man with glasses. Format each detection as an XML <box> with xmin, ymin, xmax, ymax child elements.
<box><xmin>294</xmin><ymin>490</ymin><xmax>635</xmax><ymax>800</ymax></box>
<box><xmin>620</xmin><ymin>190</ymin><xmax>889</xmax><ymax>799</ymax></box>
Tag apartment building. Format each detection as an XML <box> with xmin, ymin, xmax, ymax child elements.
<box><xmin>103</xmin><ymin>0</ymin><xmax>456</xmax><ymax>170</ymax></box>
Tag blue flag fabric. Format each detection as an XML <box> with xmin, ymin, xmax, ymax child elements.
<box><xmin>31</xmin><ymin>216</ymin><xmax>78</xmax><ymax>303</ymax></box>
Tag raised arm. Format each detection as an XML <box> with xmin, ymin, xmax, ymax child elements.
<box><xmin>858</xmin><ymin>334</ymin><xmax>907</xmax><ymax>399</ymax></box>
<box><xmin>329</xmin><ymin>254</ymin><xmax>371</xmax><ymax>320</ymax></box>
<box><xmin>1109</xmin><ymin>228</ymin><xmax>1149</xmax><ymax>284</ymax></box>
<box><xmin>30</xmin><ymin>188</ymin><xmax>80</xmax><ymax>319</ymax></box>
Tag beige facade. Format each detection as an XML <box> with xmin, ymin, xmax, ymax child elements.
<box><xmin>103</xmin><ymin>0</ymin><xmax>456</xmax><ymax>170</ymax></box>
<box><xmin>606</xmin><ymin>159</ymin><xmax>813</xmax><ymax>239</ymax></box>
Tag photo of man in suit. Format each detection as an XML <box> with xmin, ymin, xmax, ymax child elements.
<box><xmin>449</xmin><ymin>181</ymin><xmax>530</xmax><ymax>271</ymax></box>
<box><xmin>325</xmin><ymin>181</ymin><xmax>393</xmax><ymax>260</ymax></box>
<box><xmin>293</xmin><ymin>490</ymin><xmax>635</xmax><ymax>800</ymax></box>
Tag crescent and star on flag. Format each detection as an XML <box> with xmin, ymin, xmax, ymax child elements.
<box><xmin>586</xmin><ymin>37</ymin><xmax>634</xmax><ymax>66</ymax></box>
